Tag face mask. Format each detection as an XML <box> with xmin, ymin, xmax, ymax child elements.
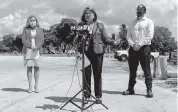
<box><xmin>29</xmin><ymin>17</ymin><xmax>37</xmax><ymax>28</ymax></box>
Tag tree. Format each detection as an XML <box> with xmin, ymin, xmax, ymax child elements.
<box><xmin>151</xmin><ymin>26</ymin><xmax>177</xmax><ymax>52</ymax></box>
<box><xmin>43</xmin><ymin>28</ymin><xmax>57</xmax><ymax>54</ymax></box>
<box><xmin>0</xmin><ymin>34</ymin><xmax>23</xmax><ymax>53</ymax></box>
<box><xmin>117</xmin><ymin>24</ymin><xmax>129</xmax><ymax>50</ymax></box>
<box><xmin>43</xmin><ymin>18</ymin><xmax>78</xmax><ymax>54</ymax></box>
<box><xmin>0</xmin><ymin>34</ymin><xmax>14</xmax><ymax>53</ymax></box>
<box><xmin>1</xmin><ymin>34</ymin><xmax>14</xmax><ymax>47</ymax></box>
<box><xmin>14</xmin><ymin>34</ymin><xmax>23</xmax><ymax>52</ymax></box>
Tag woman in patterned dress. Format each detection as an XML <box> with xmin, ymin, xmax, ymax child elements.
<box><xmin>22</xmin><ymin>15</ymin><xmax>44</xmax><ymax>93</ymax></box>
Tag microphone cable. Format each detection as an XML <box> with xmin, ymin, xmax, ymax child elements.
<box><xmin>58</xmin><ymin>56</ymin><xmax>78</xmax><ymax>108</ymax></box>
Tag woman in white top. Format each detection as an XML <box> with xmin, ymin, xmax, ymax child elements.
<box><xmin>22</xmin><ymin>15</ymin><xmax>44</xmax><ymax>93</ymax></box>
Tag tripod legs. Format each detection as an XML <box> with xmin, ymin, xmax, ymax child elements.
<box><xmin>60</xmin><ymin>36</ymin><xmax>108</xmax><ymax>111</ymax></box>
<box><xmin>84</xmin><ymin>93</ymin><xmax>108</xmax><ymax>110</ymax></box>
<box><xmin>60</xmin><ymin>88</ymin><xmax>108</xmax><ymax>111</ymax></box>
<box><xmin>60</xmin><ymin>89</ymin><xmax>83</xmax><ymax>110</ymax></box>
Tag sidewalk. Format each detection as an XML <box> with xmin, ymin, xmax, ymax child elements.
<box><xmin>0</xmin><ymin>56</ymin><xmax>177</xmax><ymax>112</ymax></box>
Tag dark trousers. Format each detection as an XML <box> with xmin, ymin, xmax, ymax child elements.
<box><xmin>84</xmin><ymin>50</ymin><xmax>104</xmax><ymax>98</ymax></box>
<box><xmin>128</xmin><ymin>45</ymin><xmax>152</xmax><ymax>90</ymax></box>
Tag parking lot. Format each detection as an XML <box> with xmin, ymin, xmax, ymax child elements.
<box><xmin>0</xmin><ymin>56</ymin><xmax>177</xmax><ymax>112</ymax></box>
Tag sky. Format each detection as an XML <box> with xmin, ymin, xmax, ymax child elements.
<box><xmin>0</xmin><ymin>0</ymin><xmax>177</xmax><ymax>39</ymax></box>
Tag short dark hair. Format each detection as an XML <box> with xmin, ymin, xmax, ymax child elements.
<box><xmin>136</xmin><ymin>4</ymin><xmax>146</xmax><ymax>12</ymax></box>
<box><xmin>81</xmin><ymin>7</ymin><xmax>97</xmax><ymax>23</ymax></box>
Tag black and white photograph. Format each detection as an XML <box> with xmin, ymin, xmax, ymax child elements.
<box><xmin>0</xmin><ymin>0</ymin><xmax>177</xmax><ymax>112</ymax></box>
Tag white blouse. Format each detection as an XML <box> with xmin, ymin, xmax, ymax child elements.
<box><xmin>31</xmin><ymin>29</ymin><xmax>36</xmax><ymax>47</ymax></box>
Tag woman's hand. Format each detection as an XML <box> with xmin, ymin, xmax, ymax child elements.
<box><xmin>114</xmin><ymin>39</ymin><xmax>121</xmax><ymax>45</ymax></box>
<box><xmin>75</xmin><ymin>51</ymin><xmax>82</xmax><ymax>60</ymax></box>
<box><xmin>31</xmin><ymin>46</ymin><xmax>38</xmax><ymax>50</ymax></box>
<box><xmin>77</xmin><ymin>53</ymin><xmax>82</xmax><ymax>60</ymax></box>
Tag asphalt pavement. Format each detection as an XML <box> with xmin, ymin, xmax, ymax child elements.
<box><xmin>0</xmin><ymin>56</ymin><xmax>177</xmax><ymax>112</ymax></box>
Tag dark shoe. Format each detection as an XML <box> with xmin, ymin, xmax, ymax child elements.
<box><xmin>96</xmin><ymin>97</ymin><xmax>102</xmax><ymax>104</ymax></box>
<box><xmin>146</xmin><ymin>89</ymin><xmax>153</xmax><ymax>98</ymax></box>
<box><xmin>84</xmin><ymin>98</ymin><xmax>89</xmax><ymax>104</ymax></box>
<box><xmin>123</xmin><ymin>90</ymin><xmax>135</xmax><ymax>95</ymax></box>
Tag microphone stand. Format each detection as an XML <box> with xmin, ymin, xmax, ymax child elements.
<box><xmin>60</xmin><ymin>32</ymin><xmax>108</xmax><ymax>112</ymax></box>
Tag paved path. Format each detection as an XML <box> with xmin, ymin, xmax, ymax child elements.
<box><xmin>0</xmin><ymin>56</ymin><xmax>177</xmax><ymax>112</ymax></box>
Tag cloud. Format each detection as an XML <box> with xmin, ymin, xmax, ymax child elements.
<box><xmin>75</xmin><ymin>0</ymin><xmax>95</xmax><ymax>5</ymax></box>
<box><xmin>0</xmin><ymin>0</ymin><xmax>177</xmax><ymax>39</ymax></box>
<box><xmin>105</xmin><ymin>24</ymin><xmax>120</xmax><ymax>36</ymax></box>
<box><xmin>38</xmin><ymin>9</ymin><xmax>67</xmax><ymax>29</ymax></box>
<box><xmin>0</xmin><ymin>0</ymin><xmax>13</xmax><ymax>9</ymax></box>
<box><xmin>0</xmin><ymin>9</ymin><xmax>27</xmax><ymax>36</ymax></box>
<box><xmin>32</xmin><ymin>1</ymin><xmax>51</xmax><ymax>9</ymax></box>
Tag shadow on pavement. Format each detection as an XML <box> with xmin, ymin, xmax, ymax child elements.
<box><xmin>1</xmin><ymin>88</ymin><xmax>27</xmax><ymax>92</ymax></box>
<box><xmin>61</xmin><ymin>108</ymin><xmax>107</xmax><ymax>112</ymax></box>
<box><xmin>102</xmin><ymin>90</ymin><xmax>146</xmax><ymax>97</ymax></box>
<box><xmin>45</xmin><ymin>96</ymin><xmax>82</xmax><ymax>103</ymax></box>
<box><xmin>36</xmin><ymin>104</ymin><xmax>60</xmax><ymax>110</ymax></box>
<box><xmin>102</xmin><ymin>90</ymin><xmax>123</xmax><ymax>94</ymax></box>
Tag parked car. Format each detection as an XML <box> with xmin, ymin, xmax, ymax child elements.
<box><xmin>114</xmin><ymin>50</ymin><xmax>159</xmax><ymax>62</ymax></box>
<box><xmin>67</xmin><ymin>50</ymin><xmax>76</xmax><ymax>56</ymax></box>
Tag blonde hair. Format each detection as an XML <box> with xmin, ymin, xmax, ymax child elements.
<box><xmin>25</xmin><ymin>15</ymin><xmax>40</xmax><ymax>28</ymax></box>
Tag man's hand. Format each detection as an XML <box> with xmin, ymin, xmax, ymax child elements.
<box><xmin>133</xmin><ymin>44</ymin><xmax>140</xmax><ymax>51</ymax></box>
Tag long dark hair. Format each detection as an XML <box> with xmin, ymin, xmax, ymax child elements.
<box><xmin>81</xmin><ymin>7</ymin><xmax>97</xmax><ymax>23</ymax></box>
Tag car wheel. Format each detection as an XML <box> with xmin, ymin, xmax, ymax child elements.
<box><xmin>117</xmin><ymin>57</ymin><xmax>121</xmax><ymax>61</ymax></box>
<box><xmin>120</xmin><ymin>55</ymin><xmax>127</xmax><ymax>61</ymax></box>
<box><xmin>114</xmin><ymin>55</ymin><xmax>117</xmax><ymax>59</ymax></box>
<box><xmin>150</xmin><ymin>56</ymin><xmax>154</xmax><ymax>62</ymax></box>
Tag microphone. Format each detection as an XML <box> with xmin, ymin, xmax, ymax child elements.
<box><xmin>71</xmin><ymin>25</ymin><xmax>90</xmax><ymax>31</ymax></box>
